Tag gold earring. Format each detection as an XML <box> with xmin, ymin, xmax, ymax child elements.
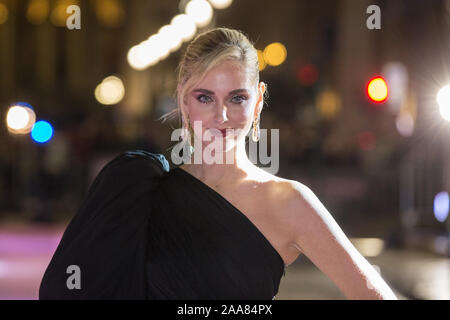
<box><xmin>181</xmin><ymin>114</ymin><xmax>190</xmax><ymax>140</ymax></box>
<box><xmin>182</xmin><ymin>114</ymin><xmax>194</xmax><ymax>154</ymax></box>
<box><xmin>252</xmin><ymin>116</ymin><xmax>260</xmax><ymax>142</ymax></box>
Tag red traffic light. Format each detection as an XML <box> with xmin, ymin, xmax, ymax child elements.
<box><xmin>366</xmin><ymin>76</ymin><xmax>388</xmax><ymax>103</ymax></box>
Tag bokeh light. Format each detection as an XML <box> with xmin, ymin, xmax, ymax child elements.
<box><xmin>315</xmin><ymin>89</ymin><xmax>341</xmax><ymax>120</ymax></box>
<box><xmin>263</xmin><ymin>42</ymin><xmax>287</xmax><ymax>66</ymax></box>
<box><xmin>145</xmin><ymin>34</ymin><xmax>171</xmax><ymax>61</ymax></box>
<box><xmin>185</xmin><ymin>0</ymin><xmax>213</xmax><ymax>28</ymax></box>
<box><xmin>127</xmin><ymin>34</ymin><xmax>170</xmax><ymax>71</ymax></box>
<box><xmin>127</xmin><ymin>44</ymin><xmax>148</xmax><ymax>70</ymax></box>
<box><xmin>0</xmin><ymin>2</ymin><xmax>9</xmax><ymax>24</ymax></box>
<box><xmin>208</xmin><ymin>0</ymin><xmax>233</xmax><ymax>9</ymax></box>
<box><xmin>94</xmin><ymin>0</ymin><xmax>125</xmax><ymax>28</ymax></box>
<box><xmin>6</xmin><ymin>103</ymin><xmax>37</xmax><ymax>135</ymax></box>
<box><xmin>126</xmin><ymin>0</ymin><xmax>235</xmax><ymax>71</ymax></box>
<box><xmin>158</xmin><ymin>24</ymin><xmax>183</xmax><ymax>53</ymax></box>
<box><xmin>350</xmin><ymin>238</ymin><xmax>385</xmax><ymax>257</ymax></box>
<box><xmin>297</xmin><ymin>63</ymin><xmax>319</xmax><ymax>86</ymax></box>
<box><xmin>94</xmin><ymin>76</ymin><xmax>125</xmax><ymax>105</ymax></box>
<box><xmin>367</xmin><ymin>76</ymin><xmax>388</xmax><ymax>103</ymax></box>
<box><xmin>433</xmin><ymin>191</ymin><xmax>449</xmax><ymax>222</ymax></box>
<box><xmin>26</xmin><ymin>0</ymin><xmax>49</xmax><ymax>25</ymax></box>
<box><xmin>7</xmin><ymin>106</ymin><xmax>29</xmax><ymax>131</ymax></box>
<box><xmin>31</xmin><ymin>120</ymin><xmax>54</xmax><ymax>143</ymax></box>
<box><xmin>436</xmin><ymin>85</ymin><xmax>450</xmax><ymax>121</ymax></box>
<box><xmin>171</xmin><ymin>14</ymin><xmax>197</xmax><ymax>42</ymax></box>
<box><xmin>51</xmin><ymin>0</ymin><xmax>79</xmax><ymax>27</ymax></box>
<box><xmin>395</xmin><ymin>111</ymin><xmax>415</xmax><ymax>137</ymax></box>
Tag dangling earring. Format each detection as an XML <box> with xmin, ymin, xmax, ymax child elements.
<box><xmin>181</xmin><ymin>113</ymin><xmax>190</xmax><ymax>140</ymax></box>
<box><xmin>181</xmin><ymin>113</ymin><xmax>194</xmax><ymax>154</ymax></box>
<box><xmin>252</xmin><ymin>116</ymin><xmax>260</xmax><ymax>142</ymax></box>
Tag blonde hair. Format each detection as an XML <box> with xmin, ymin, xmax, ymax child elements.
<box><xmin>159</xmin><ymin>27</ymin><xmax>265</xmax><ymax>151</ymax></box>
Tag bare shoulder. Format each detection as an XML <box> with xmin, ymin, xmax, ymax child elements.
<box><xmin>254</xmin><ymin>171</ymin><xmax>311</xmax><ymax>209</ymax></box>
<box><xmin>252</xmin><ymin>171</ymin><xmax>314</xmax><ymax>228</ymax></box>
<box><xmin>264</xmin><ymin>176</ymin><xmax>332</xmax><ymax>232</ymax></box>
<box><xmin>254</xmin><ymin>174</ymin><xmax>316</xmax><ymax>254</ymax></box>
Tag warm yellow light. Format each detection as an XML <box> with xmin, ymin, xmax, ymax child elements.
<box><xmin>0</xmin><ymin>2</ymin><xmax>9</xmax><ymax>24</ymax></box>
<box><xmin>208</xmin><ymin>0</ymin><xmax>233</xmax><ymax>9</ymax></box>
<box><xmin>350</xmin><ymin>238</ymin><xmax>385</xmax><ymax>257</ymax></box>
<box><xmin>144</xmin><ymin>34</ymin><xmax>170</xmax><ymax>62</ymax></box>
<box><xmin>257</xmin><ymin>50</ymin><xmax>266</xmax><ymax>71</ymax></box>
<box><xmin>127</xmin><ymin>45</ymin><xmax>149</xmax><ymax>70</ymax></box>
<box><xmin>95</xmin><ymin>76</ymin><xmax>125</xmax><ymax>105</ymax></box>
<box><xmin>171</xmin><ymin>14</ymin><xmax>197</xmax><ymax>42</ymax></box>
<box><xmin>51</xmin><ymin>0</ymin><xmax>78</xmax><ymax>27</ymax></box>
<box><xmin>316</xmin><ymin>90</ymin><xmax>341</xmax><ymax>120</ymax></box>
<box><xmin>158</xmin><ymin>24</ymin><xmax>183</xmax><ymax>53</ymax></box>
<box><xmin>94</xmin><ymin>0</ymin><xmax>125</xmax><ymax>28</ymax></box>
<box><xmin>6</xmin><ymin>105</ymin><xmax>36</xmax><ymax>134</ymax></box>
<box><xmin>127</xmin><ymin>34</ymin><xmax>170</xmax><ymax>71</ymax></box>
<box><xmin>263</xmin><ymin>42</ymin><xmax>287</xmax><ymax>66</ymax></box>
<box><xmin>26</xmin><ymin>0</ymin><xmax>49</xmax><ymax>25</ymax></box>
<box><xmin>367</xmin><ymin>77</ymin><xmax>388</xmax><ymax>102</ymax></box>
<box><xmin>185</xmin><ymin>0</ymin><xmax>213</xmax><ymax>28</ymax></box>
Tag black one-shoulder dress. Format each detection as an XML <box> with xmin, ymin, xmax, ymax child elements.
<box><xmin>39</xmin><ymin>150</ymin><xmax>286</xmax><ymax>300</ymax></box>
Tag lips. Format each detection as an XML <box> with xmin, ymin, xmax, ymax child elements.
<box><xmin>206</xmin><ymin>128</ymin><xmax>232</xmax><ymax>137</ymax></box>
<box><xmin>219</xmin><ymin>128</ymin><xmax>234</xmax><ymax>136</ymax></box>
<box><xmin>205</xmin><ymin>128</ymin><xmax>234</xmax><ymax>138</ymax></box>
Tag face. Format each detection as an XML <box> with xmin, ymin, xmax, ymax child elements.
<box><xmin>180</xmin><ymin>60</ymin><xmax>265</xmax><ymax>152</ymax></box>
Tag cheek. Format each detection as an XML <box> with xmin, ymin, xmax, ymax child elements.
<box><xmin>229</xmin><ymin>109</ymin><xmax>249</xmax><ymax>125</ymax></box>
<box><xmin>231</xmin><ymin>111</ymin><xmax>255</xmax><ymax>139</ymax></box>
<box><xmin>187</xmin><ymin>110</ymin><xmax>209</xmax><ymax>137</ymax></box>
<box><xmin>233</xmin><ymin>103</ymin><xmax>255</xmax><ymax>126</ymax></box>
<box><xmin>186</xmin><ymin>100</ymin><xmax>209</xmax><ymax>123</ymax></box>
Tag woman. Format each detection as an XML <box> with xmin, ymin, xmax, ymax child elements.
<box><xmin>39</xmin><ymin>28</ymin><xmax>397</xmax><ymax>300</ymax></box>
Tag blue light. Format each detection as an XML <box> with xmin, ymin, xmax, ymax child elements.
<box><xmin>31</xmin><ymin>120</ymin><xmax>54</xmax><ymax>143</ymax></box>
<box><xmin>433</xmin><ymin>191</ymin><xmax>449</xmax><ymax>222</ymax></box>
<box><xmin>13</xmin><ymin>101</ymin><xmax>34</xmax><ymax>111</ymax></box>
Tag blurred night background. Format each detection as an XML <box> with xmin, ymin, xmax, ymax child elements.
<box><xmin>0</xmin><ymin>0</ymin><xmax>449</xmax><ymax>299</ymax></box>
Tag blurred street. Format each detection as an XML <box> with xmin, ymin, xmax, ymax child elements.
<box><xmin>0</xmin><ymin>220</ymin><xmax>448</xmax><ymax>300</ymax></box>
<box><xmin>278</xmin><ymin>248</ymin><xmax>449</xmax><ymax>300</ymax></box>
<box><xmin>0</xmin><ymin>221</ymin><xmax>62</xmax><ymax>299</ymax></box>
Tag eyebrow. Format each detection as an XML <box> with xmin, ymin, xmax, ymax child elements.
<box><xmin>192</xmin><ymin>88</ymin><xmax>249</xmax><ymax>95</ymax></box>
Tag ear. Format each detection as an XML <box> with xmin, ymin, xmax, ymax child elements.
<box><xmin>254</xmin><ymin>82</ymin><xmax>266</xmax><ymax>118</ymax></box>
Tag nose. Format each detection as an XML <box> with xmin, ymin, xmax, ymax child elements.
<box><xmin>214</xmin><ymin>104</ymin><xmax>228</xmax><ymax>124</ymax></box>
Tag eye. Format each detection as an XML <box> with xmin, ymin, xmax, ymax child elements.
<box><xmin>231</xmin><ymin>95</ymin><xmax>247</xmax><ymax>104</ymax></box>
<box><xmin>196</xmin><ymin>94</ymin><xmax>214</xmax><ymax>104</ymax></box>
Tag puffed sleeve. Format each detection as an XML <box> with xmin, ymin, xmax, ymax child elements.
<box><xmin>39</xmin><ymin>150</ymin><xmax>170</xmax><ymax>299</ymax></box>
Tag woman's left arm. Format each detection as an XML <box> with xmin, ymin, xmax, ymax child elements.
<box><xmin>286</xmin><ymin>181</ymin><xmax>398</xmax><ymax>300</ymax></box>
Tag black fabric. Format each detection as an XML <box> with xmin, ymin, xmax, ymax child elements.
<box><xmin>39</xmin><ymin>150</ymin><xmax>285</xmax><ymax>300</ymax></box>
